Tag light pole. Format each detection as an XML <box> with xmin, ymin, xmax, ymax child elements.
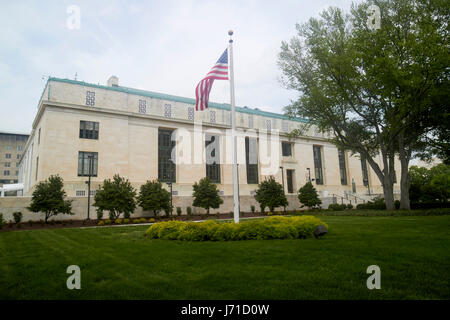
<box><xmin>167</xmin><ymin>181</ymin><xmax>173</xmax><ymax>216</ymax></box>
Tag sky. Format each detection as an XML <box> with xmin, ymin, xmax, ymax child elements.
<box><xmin>0</xmin><ymin>0</ymin><xmax>360</xmax><ymax>134</ymax></box>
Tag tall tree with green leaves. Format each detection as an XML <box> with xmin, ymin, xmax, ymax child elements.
<box><xmin>279</xmin><ymin>0</ymin><xmax>448</xmax><ymax>209</ymax></box>
<box><xmin>298</xmin><ymin>182</ymin><xmax>322</xmax><ymax>209</ymax></box>
<box><xmin>137</xmin><ymin>180</ymin><xmax>172</xmax><ymax>216</ymax></box>
<box><xmin>94</xmin><ymin>174</ymin><xmax>137</xmax><ymax>220</ymax></box>
<box><xmin>28</xmin><ymin>175</ymin><xmax>73</xmax><ymax>223</ymax></box>
<box><xmin>254</xmin><ymin>176</ymin><xmax>289</xmax><ymax>212</ymax></box>
<box><xmin>192</xmin><ymin>177</ymin><xmax>223</xmax><ymax>214</ymax></box>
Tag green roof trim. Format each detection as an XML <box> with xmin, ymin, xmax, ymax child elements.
<box><xmin>48</xmin><ymin>77</ymin><xmax>308</xmax><ymax>123</ymax></box>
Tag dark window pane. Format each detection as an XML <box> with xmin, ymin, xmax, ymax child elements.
<box><xmin>77</xmin><ymin>151</ymin><xmax>98</xmax><ymax>177</ymax></box>
<box><xmin>338</xmin><ymin>149</ymin><xmax>347</xmax><ymax>185</ymax></box>
<box><xmin>245</xmin><ymin>137</ymin><xmax>259</xmax><ymax>184</ymax></box>
<box><xmin>361</xmin><ymin>155</ymin><xmax>369</xmax><ymax>186</ymax></box>
<box><xmin>282</xmin><ymin>142</ymin><xmax>292</xmax><ymax>157</ymax></box>
<box><xmin>287</xmin><ymin>169</ymin><xmax>294</xmax><ymax>193</ymax></box>
<box><xmin>158</xmin><ymin>129</ymin><xmax>176</xmax><ymax>182</ymax></box>
<box><xmin>313</xmin><ymin>146</ymin><xmax>323</xmax><ymax>185</ymax></box>
<box><xmin>79</xmin><ymin>121</ymin><xmax>99</xmax><ymax>140</ymax></box>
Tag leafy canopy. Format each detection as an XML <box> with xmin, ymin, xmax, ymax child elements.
<box><xmin>28</xmin><ymin>175</ymin><xmax>73</xmax><ymax>223</ymax></box>
<box><xmin>192</xmin><ymin>177</ymin><xmax>223</xmax><ymax>214</ymax></box>
<box><xmin>298</xmin><ymin>182</ymin><xmax>322</xmax><ymax>209</ymax></box>
<box><xmin>94</xmin><ymin>174</ymin><xmax>137</xmax><ymax>220</ymax></box>
<box><xmin>137</xmin><ymin>180</ymin><xmax>172</xmax><ymax>216</ymax></box>
<box><xmin>254</xmin><ymin>176</ymin><xmax>289</xmax><ymax>212</ymax></box>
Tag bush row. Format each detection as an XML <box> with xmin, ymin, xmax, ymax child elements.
<box><xmin>328</xmin><ymin>203</ymin><xmax>353</xmax><ymax>211</ymax></box>
<box><xmin>145</xmin><ymin>216</ymin><xmax>328</xmax><ymax>241</ymax></box>
<box><xmin>314</xmin><ymin>207</ymin><xmax>450</xmax><ymax>217</ymax></box>
<box><xmin>97</xmin><ymin>217</ymin><xmax>155</xmax><ymax>226</ymax></box>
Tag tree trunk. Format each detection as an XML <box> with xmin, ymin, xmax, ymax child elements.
<box><xmin>399</xmin><ymin>159</ymin><xmax>411</xmax><ymax>210</ymax></box>
<box><xmin>383</xmin><ymin>176</ymin><xmax>395</xmax><ymax>210</ymax></box>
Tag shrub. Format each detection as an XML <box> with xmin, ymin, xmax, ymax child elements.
<box><xmin>28</xmin><ymin>220</ymin><xmax>33</xmax><ymax>227</ymax></box>
<box><xmin>250</xmin><ymin>205</ymin><xmax>255</xmax><ymax>213</ymax></box>
<box><xmin>254</xmin><ymin>176</ymin><xmax>288</xmax><ymax>212</ymax></box>
<box><xmin>94</xmin><ymin>174</ymin><xmax>137</xmax><ymax>220</ymax></box>
<box><xmin>137</xmin><ymin>180</ymin><xmax>171</xmax><ymax>217</ymax></box>
<box><xmin>410</xmin><ymin>202</ymin><xmax>450</xmax><ymax>210</ymax></box>
<box><xmin>176</xmin><ymin>207</ymin><xmax>182</xmax><ymax>216</ymax></box>
<box><xmin>124</xmin><ymin>212</ymin><xmax>131</xmax><ymax>219</ymax></box>
<box><xmin>192</xmin><ymin>177</ymin><xmax>223</xmax><ymax>214</ymax></box>
<box><xmin>395</xmin><ymin>200</ymin><xmax>400</xmax><ymax>210</ymax></box>
<box><xmin>145</xmin><ymin>216</ymin><xmax>328</xmax><ymax>241</ymax></box>
<box><xmin>16</xmin><ymin>223</ymin><xmax>22</xmax><ymax>229</ymax></box>
<box><xmin>328</xmin><ymin>203</ymin><xmax>347</xmax><ymax>211</ymax></box>
<box><xmin>148</xmin><ymin>218</ymin><xmax>156</xmax><ymax>223</ymax></box>
<box><xmin>13</xmin><ymin>212</ymin><xmax>23</xmax><ymax>224</ymax></box>
<box><xmin>104</xmin><ymin>219</ymin><xmax>112</xmax><ymax>225</ymax></box>
<box><xmin>356</xmin><ymin>197</ymin><xmax>386</xmax><ymax>210</ymax></box>
<box><xmin>0</xmin><ymin>213</ymin><xmax>4</xmax><ymax>230</ymax></box>
<box><xmin>27</xmin><ymin>175</ymin><xmax>73</xmax><ymax>223</ymax></box>
<box><xmin>186</xmin><ymin>207</ymin><xmax>192</xmax><ymax>216</ymax></box>
<box><xmin>346</xmin><ymin>204</ymin><xmax>353</xmax><ymax>209</ymax></box>
<box><xmin>115</xmin><ymin>219</ymin><xmax>123</xmax><ymax>224</ymax></box>
<box><xmin>97</xmin><ymin>221</ymin><xmax>105</xmax><ymax>226</ymax></box>
<box><xmin>298</xmin><ymin>182</ymin><xmax>322</xmax><ymax>209</ymax></box>
<box><xmin>96</xmin><ymin>208</ymin><xmax>103</xmax><ymax>220</ymax></box>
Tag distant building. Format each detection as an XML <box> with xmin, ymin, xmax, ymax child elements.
<box><xmin>0</xmin><ymin>132</ymin><xmax>29</xmax><ymax>186</ymax></box>
<box><xmin>18</xmin><ymin>76</ymin><xmax>400</xmax><ymax>211</ymax></box>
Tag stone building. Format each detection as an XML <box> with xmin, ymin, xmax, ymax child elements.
<box><xmin>0</xmin><ymin>131</ymin><xmax>29</xmax><ymax>186</ymax></box>
<box><xmin>17</xmin><ymin>76</ymin><xmax>400</xmax><ymax>213</ymax></box>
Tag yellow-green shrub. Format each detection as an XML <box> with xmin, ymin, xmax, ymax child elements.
<box><xmin>104</xmin><ymin>219</ymin><xmax>112</xmax><ymax>225</ymax></box>
<box><xmin>145</xmin><ymin>216</ymin><xmax>327</xmax><ymax>241</ymax></box>
<box><xmin>123</xmin><ymin>218</ymin><xmax>130</xmax><ymax>224</ymax></box>
<box><xmin>115</xmin><ymin>219</ymin><xmax>123</xmax><ymax>224</ymax></box>
<box><xmin>97</xmin><ymin>221</ymin><xmax>105</xmax><ymax>226</ymax></box>
<box><xmin>148</xmin><ymin>218</ymin><xmax>156</xmax><ymax>223</ymax></box>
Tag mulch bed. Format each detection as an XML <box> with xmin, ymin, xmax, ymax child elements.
<box><xmin>0</xmin><ymin>211</ymin><xmax>287</xmax><ymax>232</ymax></box>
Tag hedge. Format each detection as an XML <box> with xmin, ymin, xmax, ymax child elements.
<box><xmin>145</xmin><ymin>216</ymin><xmax>328</xmax><ymax>241</ymax></box>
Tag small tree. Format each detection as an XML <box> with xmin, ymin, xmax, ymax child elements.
<box><xmin>28</xmin><ymin>175</ymin><xmax>73</xmax><ymax>223</ymax></box>
<box><xmin>254</xmin><ymin>176</ymin><xmax>288</xmax><ymax>212</ymax></box>
<box><xmin>137</xmin><ymin>180</ymin><xmax>172</xmax><ymax>216</ymax></box>
<box><xmin>94</xmin><ymin>174</ymin><xmax>137</xmax><ymax>220</ymax></box>
<box><xmin>298</xmin><ymin>182</ymin><xmax>322</xmax><ymax>209</ymax></box>
<box><xmin>192</xmin><ymin>177</ymin><xmax>223</xmax><ymax>215</ymax></box>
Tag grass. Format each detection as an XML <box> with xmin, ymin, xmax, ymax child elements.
<box><xmin>0</xmin><ymin>214</ymin><xmax>449</xmax><ymax>300</ymax></box>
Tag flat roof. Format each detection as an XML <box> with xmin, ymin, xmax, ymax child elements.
<box><xmin>48</xmin><ymin>77</ymin><xmax>308</xmax><ymax>123</ymax></box>
<box><xmin>0</xmin><ymin>131</ymin><xmax>30</xmax><ymax>137</ymax></box>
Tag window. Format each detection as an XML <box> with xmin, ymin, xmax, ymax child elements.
<box><xmin>5</xmin><ymin>146</ymin><xmax>12</xmax><ymax>150</ymax></box>
<box><xmin>35</xmin><ymin>156</ymin><xmax>39</xmax><ymax>181</ymax></box>
<box><xmin>361</xmin><ymin>155</ymin><xmax>369</xmax><ymax>186</ymax></box>
<box><xmin>282</xmin><ymin>142</ymin><xmax>292</xmax><ymax>157</ymax></box>
<box><xmin>3</xmin><ymin>170</ymin><xmax>9</xmax><ymax>176</ymax></box>
<box><xmin>266</xmin><ymin>119</ymin><xmax>271</xmax><ymax>131</ymax></box>
<box><xmin>210</xmin><ymin>110</ymin><xmax>216</xmax><ymax>123</ymax></box>
<box><xmin>16</xmin><ymin>163</ymin><xmax>19</xmax><ymax>167</ymax></box>
<box><xmin>393</xmin><ymin>170</ymin><xmax>397</xmax><ymax>184</ymax></box>
<box><xmin>286</xmin><ymin>169</ymin><xmax>294</xmax><ymax>194</ymax></box>
<box><xmin>38</xmin><ymin>128</ymin><xmax>41</xmax><ymax>144</ymax></box>
<box><xmin>79</xmin><ymin>121</ymin><xmax>99</xmax><ymax>139</ymax></box>
<box><xmin>138</xmin><ymin>100</ymin><xmax>147</xmax><ymax>114</ymax></box>
<box><xmin>188</xmin><ymin>107</ymin><xmax>194</xmax><ymax>121</ymax></box>
<box><xmin>205</xmin><ymin>135</ymin><xmax>220</xmax><ymax>183</ymax></box>
<box><xmin>77</xmin><ymin>152</ymin><xmax>98</xmax><ymax>177</ymax></box>
<box><xmin>338</xmin><ymin>149</ymin><xmax>348</xmax><ymax>185</ymax></box>
<box><xmin>5</xmin><ymin>162</ymin><xmax>10</xmax><ymax>167</ymax></box>
<box><xmin>15</xmin><ymin>170</ymin><xmax>18</xmax><ymax>176</ymax></box>
<box><xmin>164</xmin><ymin>104</ymin><xmax>171</xmax><ymax>118</ymax></box>
<box><xmin>76</xmin><ymin>190</ymin><xmax>86</xmax><ymax>197</ymax></box>
<box><xmin>282</xmin><ymin>121</ymin><xmax>289</xmax><ymax>132</ymax></box>
<box><xmin>248</xmin><ymin>115</ymin><xmax>254</xmax><ymax>129</ymax></box>
<box><xmin>245</xmin><ymin>137</ymin><xmax>259</xmax><ymax>184</ymax></box>
<box><xmin>86</xmin><ymin>91</ymin><xmax>95</xmax><ymax>106</ymax></box>
<box><xmin>5</xmin><ymin>154</ymin><xmax>11</xmax><ymax>159</ymax></box>
<box><xmin>313</xmin><ymin>146</ymin><xmax>323</xmax><ymax>185</ymax></box>
<box><xmin>16</xmin><ymin>154</ymin><xmax>21</xmax><ymax>159</ymax></box>
<box><xmin>18</xmin><ymin>146</ymin><xmax>23</xmax><ymax>151</ymax></box>
<box><xmin>158</xmin><ymin>129</ymin><xmax>176</xmax><ymax>182</ymax></box>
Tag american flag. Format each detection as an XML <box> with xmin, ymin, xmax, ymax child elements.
<box><xmin>195</xmin><ymin>49</ymin><xmax>229</xmax><ymax>111</ymax></box>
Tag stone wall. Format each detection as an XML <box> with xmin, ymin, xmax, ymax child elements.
<box><xmin>0</xmin><ymin>195</ymin><xmax>334</xmax><ymax>222</ymax></box>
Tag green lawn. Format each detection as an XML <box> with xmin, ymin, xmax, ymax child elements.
<box><xmin>0</xmin><ymin>215</ymin><xmax>449</xmax><ymax>299</ymax></box>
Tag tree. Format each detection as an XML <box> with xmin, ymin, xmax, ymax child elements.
<box><xmin>28</xmin><ymin>175</ymin><xmax>73</xmax><ymax>223</ymax></box>
<box><xmin>192</xmin><ymin>177</ymin><xmax>223</xmax><ymax>214</ymax></box>
<box><xmin>254</xmin><ymin>176</ymin><xmax>288</xmax><ymax>212</ymax></box>
<box><xmin>279</xmin><ymin>0</ymin><xmax>448</xmax><ymax>210</ymax></box>
<box><xmin>137</xmin><ymin>180</ymin><xmax>172</xmax><ymax>216</ymax></box>
<box><xmin>409</xmin><ymin>164</ymin><xmax>450</xmax><ymax>203</ymax></box>
<box><xmin>298</xmin><ymin>182</ymin><xmax>322</xmax><ymax>209</ymax></box>
<box><xmin>93</xmin><ymin>174</ymin><xmax>137</xmax><ymax>220</ymax></box>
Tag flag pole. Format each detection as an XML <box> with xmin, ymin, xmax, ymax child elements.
<box><xmin>228</xmin><ymin>30</ymin><xmax>240</xmax><ymax>223</ymax></box>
